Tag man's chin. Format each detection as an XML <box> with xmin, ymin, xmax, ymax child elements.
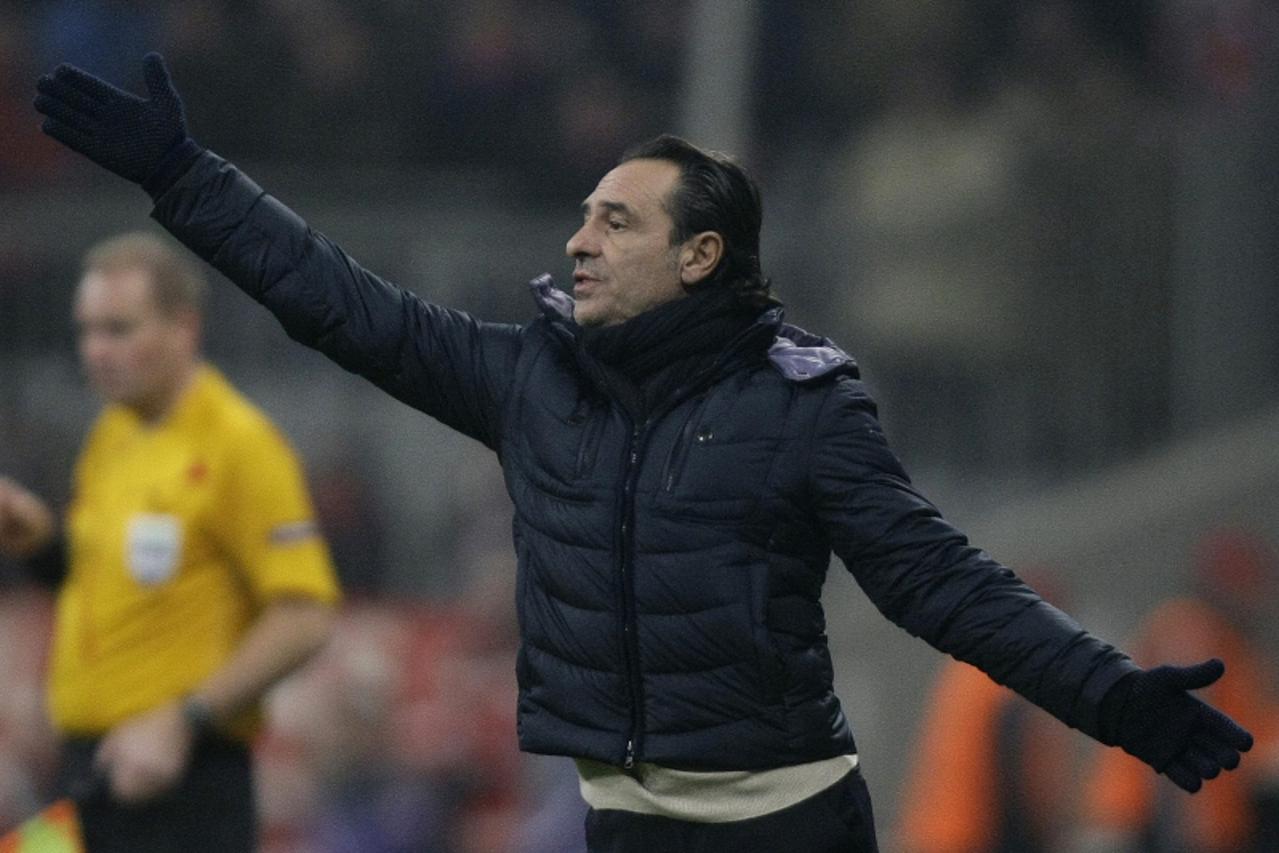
<box><xmin>90</xmin><ymin>380</ymin><xmax>131</xmax><ymax>406</ymax></box>
<box><xmin>572</xmin><ymin>304</ymin><xmax>605</xmax><ymax>328</ymax></box>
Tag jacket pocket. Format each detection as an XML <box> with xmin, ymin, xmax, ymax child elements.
<box><xmin>748</xmin><ymin>564</ymin><xmax>788</xmax><ymax>708</ymax></box>
<box><xmin>572</xmin><ymin>400</ymin><xmax>606</xmax><ymax>479</ymax></box>
<box><xmin>757</xmin><ymin>632</ymin><xmax>789</xmax><ymax>707</ymax></box>
<box><xmin>660</xmin><ymin>396</ymin><xmax>709</xmax><ymax>493</ymax></box>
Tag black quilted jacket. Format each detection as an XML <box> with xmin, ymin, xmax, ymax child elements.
<box><xmin>153</xmin><ymin>152</ymin><xmax>1139</xmax><ymax>771</ymax></box>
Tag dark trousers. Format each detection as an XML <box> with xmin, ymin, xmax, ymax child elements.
<box><xmin>56</xmin><ymin>735</ymin><xmax>257</xmax><ymax>853</ymax></box>
<box><xmin>584</xmin><ymin>766</ymin><xmax>878</xmax><ymax>853</ymax></box>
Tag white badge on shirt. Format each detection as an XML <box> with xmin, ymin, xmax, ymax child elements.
<box><xmin>126</xmin><ymin>513</ymin><xmax>183</xmax><ymax>585</ymax></box>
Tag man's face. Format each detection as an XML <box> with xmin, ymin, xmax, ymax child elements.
<box><xmin>566</xmin><ymin>158</ymin><xmax>686</xmax><ymax>327</ymax></box>
<box><xmin>74</xmin><ymin>267</ymin><xmax>194</xmax><ymax>413</ymax></box>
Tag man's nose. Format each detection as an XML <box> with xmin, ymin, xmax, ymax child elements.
<box><xmin>566</xmin><ymin>223</ymin><xmax>598</xmax><ymax>258</ymax></box>
<box><xmin>80</xmin><ymin>333</ymin><xmax>110</xmax><ymax>366</ymax></box>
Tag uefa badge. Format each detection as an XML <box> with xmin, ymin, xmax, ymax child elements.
<box><xmin>125</xmin><ymin>513</ymin><xmax>183</xmax><ymax>585</ymax></box>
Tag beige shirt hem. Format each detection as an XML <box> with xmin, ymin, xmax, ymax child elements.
<box><xmin>575</xmin><ymin>753</ymin><xmax>859</xmax><ymax>823</ymax></box>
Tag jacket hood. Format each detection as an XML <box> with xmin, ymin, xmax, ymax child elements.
<box><xmin>769</xmin><ymin>325</ymin><xmax>859</xmax><ymax>382</ymax></box>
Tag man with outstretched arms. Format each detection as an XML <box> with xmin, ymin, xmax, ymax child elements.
<box><xmin>31</xmin><ymin>55</ymin><xmax>1252</xmax><ymax>851</ymax></box>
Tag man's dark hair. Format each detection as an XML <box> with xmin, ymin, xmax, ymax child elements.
<box><xmin>621</xmin><ymin>135</ymin><xmax>774</xmax><ymax>309</ymax></box>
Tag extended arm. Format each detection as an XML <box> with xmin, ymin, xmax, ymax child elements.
<box><xmin>810</xmin><ymin>378</ymin><xmax>1251</xmax><ymax>792</ymax></box>
<box><xmin>35</xmin><ymin>54</ymin><xmax>522</xmax><ymax>447</ymax></box>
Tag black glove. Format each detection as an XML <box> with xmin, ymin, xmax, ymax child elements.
<box><xmin>34</xmin><ymin>52</ymin><xmax>202</xmax><ymax>198</ymax></box>
<box><xmin>1099</xmin><ymin>658</ymin><xmax>1253</xmax><ymax>793</ymax></box>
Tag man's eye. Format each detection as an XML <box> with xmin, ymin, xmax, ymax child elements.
<box><xmin>608</xmin><ymin>220</ymin><xmax>625</xmax><ymax>230</ymax></box>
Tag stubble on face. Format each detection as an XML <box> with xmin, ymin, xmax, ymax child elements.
<box><xmin>568</xmin><ymin>159</ymin><xmax>687</xmax><ymax>327</ymax></box>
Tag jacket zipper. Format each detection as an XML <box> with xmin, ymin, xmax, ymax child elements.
<box><xmin>609</xmin><ymin>347</ymin><xmax>753</xmax><ymax>769</ymax></box>
<box><xmin>618</xmin><ymin>420</ymin><xmax>648</xmax><ymax>769</ymax></box>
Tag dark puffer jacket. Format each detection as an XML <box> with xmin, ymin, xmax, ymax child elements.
<box><xmin>154</xmin><ymin>152</ymin><xmax>1139</xmax><ymax>771</ymax></box>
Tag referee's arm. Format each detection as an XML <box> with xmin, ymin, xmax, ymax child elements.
<box><xmin>0</xmin><ymin>476</ymin><xmax>65</xmax><ymax>586</ymax></box>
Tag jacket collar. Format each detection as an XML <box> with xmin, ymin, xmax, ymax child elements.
<box><xmin>527</xmin><ymin>274</ymin><xmax>858</xmax><ymax>383</ymax></box>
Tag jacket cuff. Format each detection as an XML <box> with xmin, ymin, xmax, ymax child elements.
<box><xmin>142</xmin><ymin>137</ymin><xmax>205</xmax><ymax>200</ymax></box>
<box><xmin>1072</xmin><ymin>655</ymin><xmax>1143</xmax><ymax>741</ymax></box>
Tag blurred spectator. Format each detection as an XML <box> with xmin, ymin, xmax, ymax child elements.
<box><xmin>0</xmin><ymin>587</ymin><xmax>57</xmax><ymax>835</ymax></box>
<box><xmin>513</xmin><ymin>753</ymin><xmax>590</xmax><ymax>853</ymax></box>
<box><xmin>29</xmin><ymin>0</ymin><xmax>160</xmax><ymax>90</ymax></box>
<box><xmin>823</xmin><ymin>0</ymin><xmax>1177</xmax><ymax>476</ymax></box>
<box><xmin>1078</xmin><ymin>528</ymin><xmax>1279</xmax><ymax>852</ymax></box>
<box><xmin>0</xmin><ymin>8</ymin><xmax>64</xmax><ymax>189</ymax></box>
<box><xmin>263</xmin><ymin>602</ymin><xmax>440</xmax><ymax>853</ymax></box>
<box><xmin>896</xmin><ymin>660</ymin><xmax>1076</xmax><ymax>853</ymax></box>
<box><xmin>894</xmin><ymin>572</ymin><xmax>1077</xmax><ymax>852</ymax></box>
<box><xmin>310</xmin><ymin>447</ymin><xmax>388</xmax><ymax>595</ymax></box>
<box><xmin>259</xmin><ymin>554</ymin><xmax>537</xmax><ymax>853</ymax></box>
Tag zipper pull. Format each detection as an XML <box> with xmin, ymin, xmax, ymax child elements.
<box><xmin>628</xmin><ymin>424</ymin><xmax>642</xmax><ymax>467</ymax></box>
<box><xmin>624</xmin><ymin>739</ymin><xmax>636</xmax><ymax>769</ymax></box>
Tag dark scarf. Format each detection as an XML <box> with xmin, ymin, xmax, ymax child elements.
<box><xmin>578</xmin><ymin>287</ymin><xmax>763</xmax><ymax>415</ymax></box>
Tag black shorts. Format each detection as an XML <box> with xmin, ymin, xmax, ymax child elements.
<box><xmin>583</xmin><ymin>766</ymin><xmax>879</xmax><ymax>853</ymax></box>
<box><xmin>56</xmin><ymin>735</ymin><xmax>256</xmax><ymax>853</ymax></box>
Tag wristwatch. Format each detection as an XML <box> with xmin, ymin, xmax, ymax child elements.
<box><xmin>180</xmin><ymin>695</ymin><xmax>217</xmax><ymax>739</ymax></box>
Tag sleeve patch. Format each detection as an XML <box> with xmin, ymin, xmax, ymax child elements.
<box><xmin>268</xmin><ymin>520</ymin><xmax>319</xmax><ymax>545</ymax></box>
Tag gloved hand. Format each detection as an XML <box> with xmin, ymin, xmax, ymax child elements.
<box><xmin>1099</xmin><ymin>658</ymin><xmax>1253</xmax><ymax>793</ymax></box>
<box><xmin>34</xmin><ymin>52</ymin><xmax>202</xmax><ymax>198</ymax></box>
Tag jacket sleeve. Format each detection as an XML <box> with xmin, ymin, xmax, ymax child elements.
<box><xmin>808</xmin><ymin>376</ymin><xmax>1139</xmax><ymax>740</ymax></box>
<box><xmin>150</xmin><ymin>151</ymin><xmax>522</xmax><ymax>449</ymax></box>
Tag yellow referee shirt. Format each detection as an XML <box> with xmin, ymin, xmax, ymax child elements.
<box><xmin>49</xmin><ymin>365</ymin><xmax>340</xmax><ymax>738</ymax></box>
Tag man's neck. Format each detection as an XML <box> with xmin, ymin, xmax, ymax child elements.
<box><xmin>131</xmin><ymin>361</ymin><xmax>201</xmax><ymax>425</ymax></box>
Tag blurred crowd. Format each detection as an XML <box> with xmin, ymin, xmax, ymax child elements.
<box><xmin>3</xmin><ymin>1</ymin><xmax>1276</xmax><ymax>492</ymax></box>
<box><xmin>0</xmin><ymin>459</ymin><xmax>594</xmax><ymax>852</ymax></box>
<box><xmin>0</xmin><ymin>580</ymin><xmax>590</xmax><ymax>853</ymax></box>
<box><xmin>1</xmin><ymin>1</ymin><xmax>1273</xmax><ymax>195</ymax></box>
<box><xmin>896</xmin><ymin>528</ymin><xmax>1279</xmax><ymax>852</ymax></box>
<box><xmin>1</xmin><ymin>0</ymin><xmax>693</xmax><ymax>200</ymax></box>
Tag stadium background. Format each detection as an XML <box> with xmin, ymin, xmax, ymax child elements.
<box><xmin>1</xmin><ymin>1</ymin><xmax>1277</xmax><ymax>850</ymax></box>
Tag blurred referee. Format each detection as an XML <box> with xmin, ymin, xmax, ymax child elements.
<box><xmin>0</xmin><ymin>232</ymin><xmax>341</xmax><ymax>852</ymax></box>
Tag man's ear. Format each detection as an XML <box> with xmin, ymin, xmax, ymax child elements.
<box><xmin>679</xmin><ymin>231</ymin><xmax>724</xmax><ymax>286</ymax></box>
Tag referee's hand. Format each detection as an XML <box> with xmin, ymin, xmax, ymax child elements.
<box><xmin>95</xmin><ymin>701</ymin><xmax>196</xmax><ymax>804</ymax></box>
<box><xmin>0</xmin><ymin>477</ymin><xmax>55</xmax><ymax>559</ymax></box>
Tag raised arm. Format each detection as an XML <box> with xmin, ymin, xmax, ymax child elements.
<box><xmin>809</xmin><ymin>377</ymin><xmax>1251</xmax><ymax>793</ymax></box>
<box><xmin>35</xmin><ymin>53</ymin><xmax>523</xmax><ymax>448</ymax></box>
